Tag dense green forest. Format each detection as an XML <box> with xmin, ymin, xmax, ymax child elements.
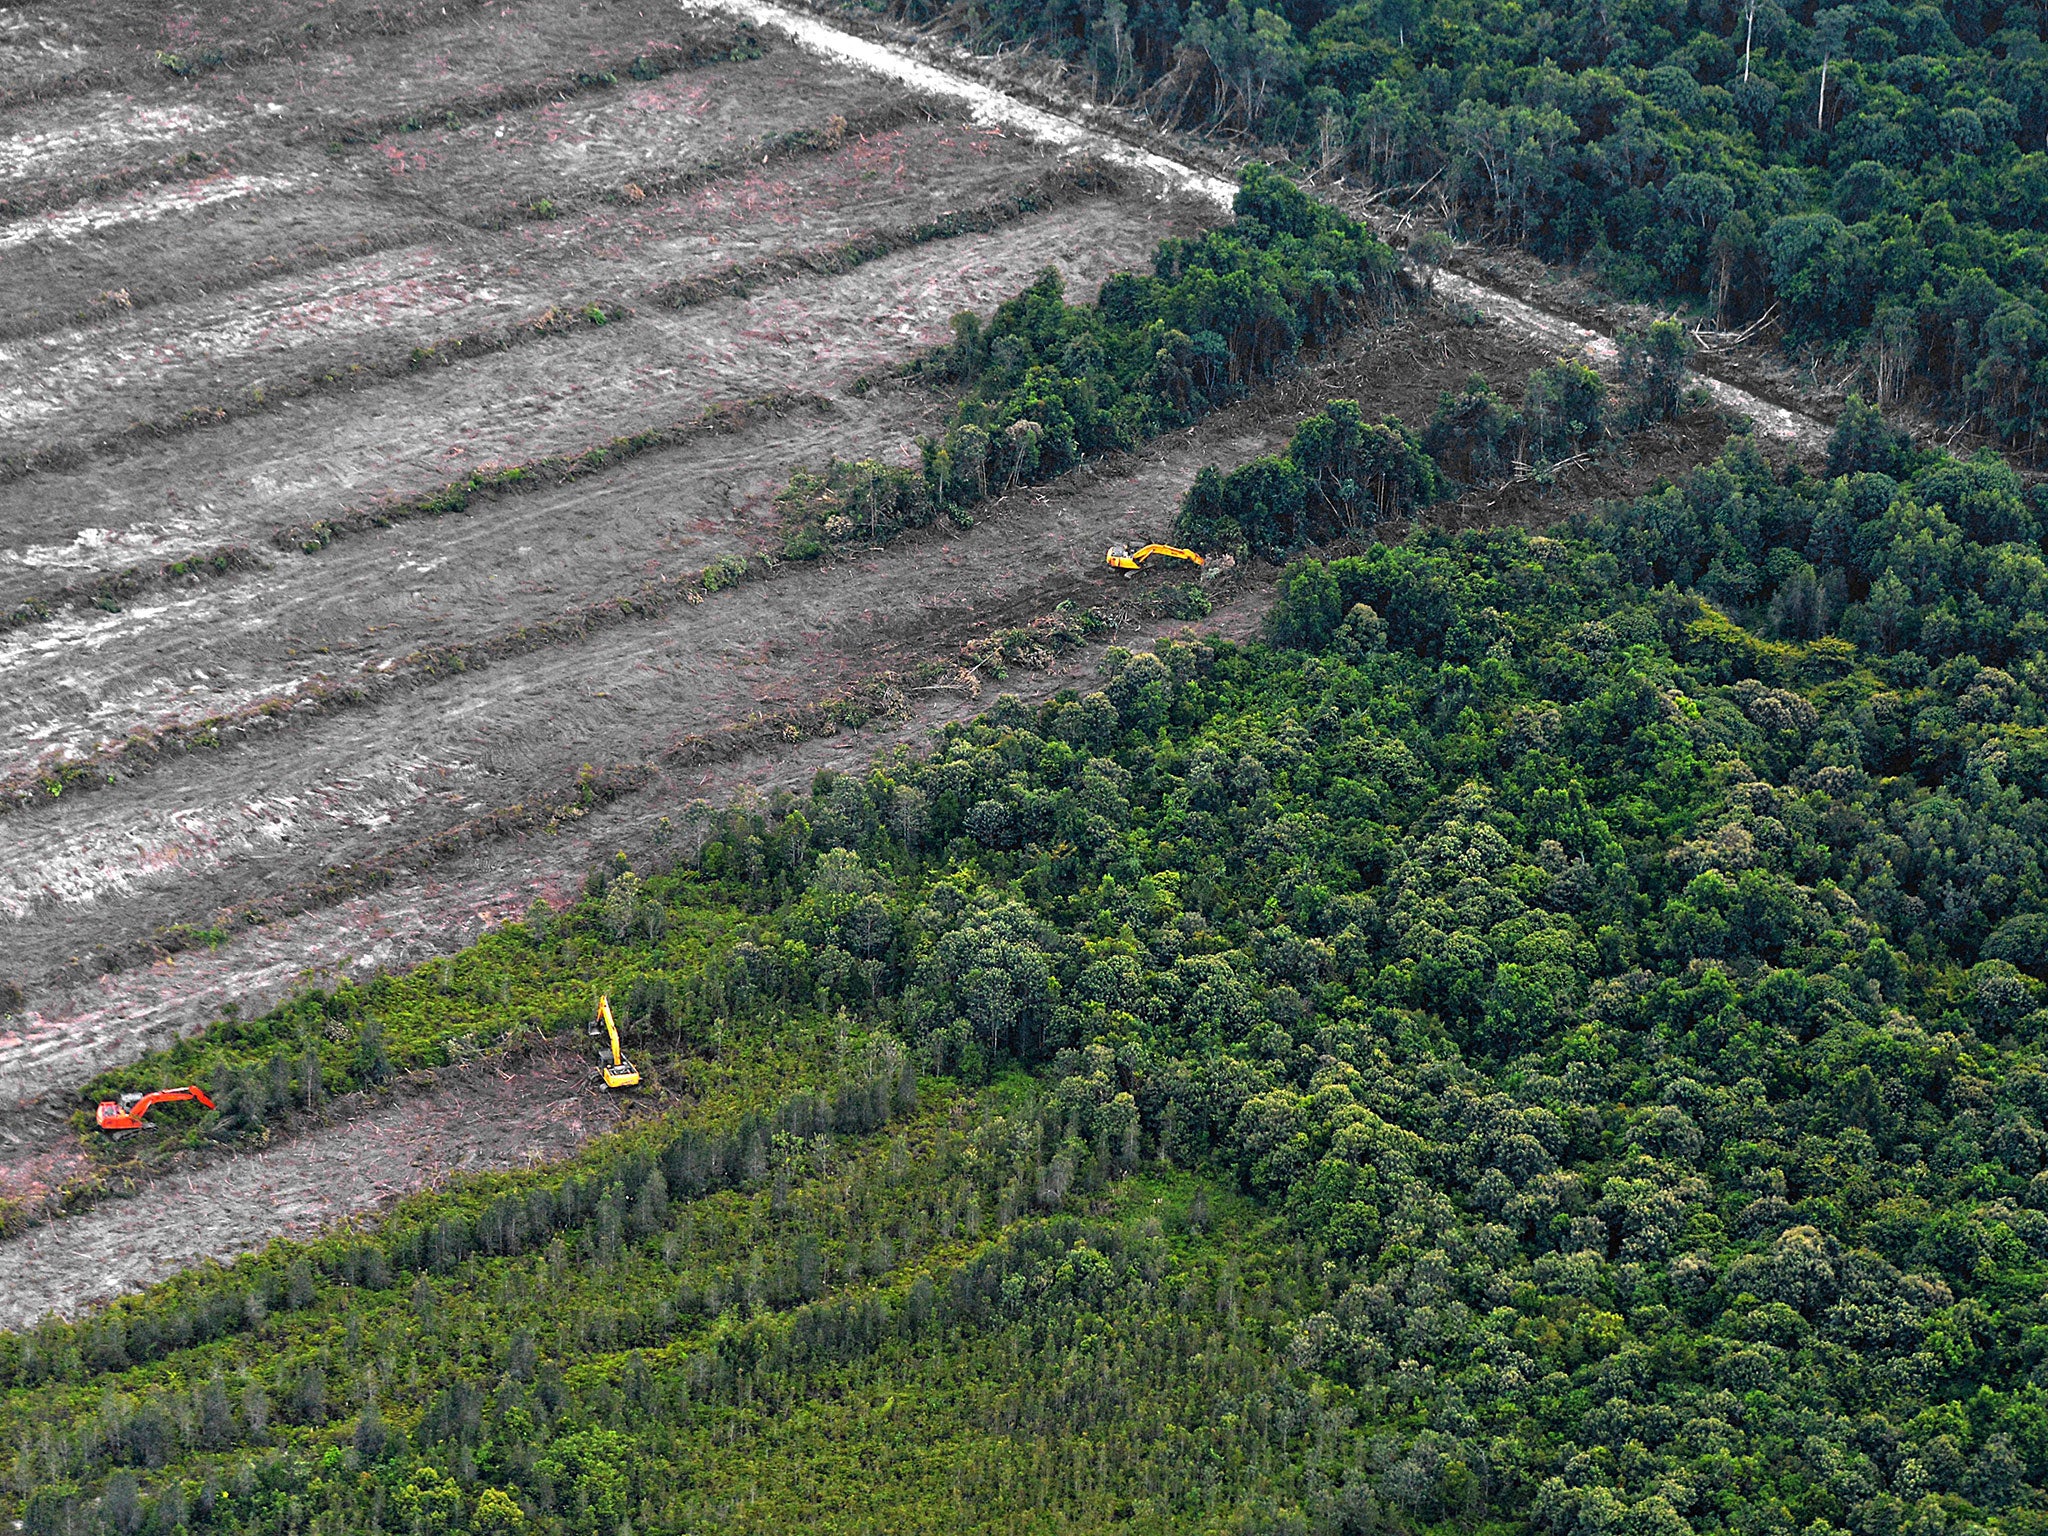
<box><xmin>15</xmin><ymin>384</ymin><xmax>2048</xmax><ymax>1532</ymax></box>
<box><xmin>892</xmin><ymin>0</ymin><xmax>2048</xmax><ymax>451</ymax></box>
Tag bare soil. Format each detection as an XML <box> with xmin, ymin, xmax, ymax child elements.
<box><xmin>0</xmin><ymin>180</ymin><xmax>1174</xmax><ymax>583</ymax></box>
<box><xmin>0</xmin><ymin>1045</ymin><xmax>626</xmax><ymax>1328</ymax></box>
<box><xmin>0</xmin><ymin>0</ymin><xmax>1791</xmax><ymax>1326</ymax></box>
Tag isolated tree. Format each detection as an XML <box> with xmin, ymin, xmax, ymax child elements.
<box><xmin>1619</xmin><ymin>320</ymin><xmax>1696</xmax><ymax>426</ymax></box>
<box><xmin>356</xmin><ymin>1018</ymin><xmax>393</xmax><ymax>1086</ymax></box>
<box><xmin>1409</xmin><ymin>229</ymin><xmax>1454</xmax><ymax>295</ymax></box>
<box><xmin>1522</xmin><ymin>359</ymin><xmax>1608</xmax><ymax>461</ymax></box>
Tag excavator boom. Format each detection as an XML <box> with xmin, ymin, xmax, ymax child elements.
<box><xmin>95</xmin><ymin>1084</ymin><xmax>216</xmax><ymax>1132</ymax></box>
<box><xmin>1105</xmin><ymin>542</ymin><xmax>1206</xmax><ymax>572</ymax></box>
<box><xmin>592</xmin><ymin>995</ymin><xmax>640</xmax><ymax>1090</ymax></box>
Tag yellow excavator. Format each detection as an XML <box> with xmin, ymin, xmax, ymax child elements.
<box><xmin>1106</xmin><ymin>542</ymin><xmax>1205</xmax><ymax>573</ymax></box>
<box><xmin>590</xmin><ymin>995</ymin><xmax>640</xmax><ymax>1090</ymax></box>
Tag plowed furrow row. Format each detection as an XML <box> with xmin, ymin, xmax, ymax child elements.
<box><xmin>0</xmin><ymin>194</ymin><xmax>1189</xmax><ymax>606</ymax></box>
<box><xmin>0</xmin><ymin>136</ymin><xmax>1093</xmax><ymax>476</ymax></box>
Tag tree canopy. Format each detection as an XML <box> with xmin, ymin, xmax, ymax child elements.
<box><xmin>16</xmin><ymin>405</ymin><xmax>2048</xmax><ymax>1534</ymax></box>
<box><xmin>921</xmin><ymin>0</ymin><xmax>2048</xmax><ymax>452</ymax></box>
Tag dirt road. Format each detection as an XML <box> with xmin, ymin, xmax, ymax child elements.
<box><xmin>701</xmin><ymin>0</ymin><xmax>1832</xmax><ymax>458</ymax></box>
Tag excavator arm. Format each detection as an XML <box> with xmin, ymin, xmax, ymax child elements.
<box><xmin>96</xmin><ymin>1085</ymin><xmax>216</xmax><ymax>1131</ymax></box>
<box><xmin>592</xmin><ymin>995</ymin><xmax>640</xmax><ymax>1090</ymax></box>
<box><xmin>1105</xmin><ymin>543</ymin><xmax>1206</xmax><ymax>572</ymax></box>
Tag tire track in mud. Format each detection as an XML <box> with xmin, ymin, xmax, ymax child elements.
<box><xmin>3</xmin><ymin>544</ymin><xmax>264</xmax><ymax>636</ymax></box>
<box><xmin>0</xmin><ymin>381</ymin><xmax>954</xmax><ymax>808</ymax></box>
<box><xmin>0</xmin><ymin>300</ymin><xmax>636</xmax><ymax>483</ymax></box>
<box><xmin>0</xmin><ymin>227</ymin><xmax>446</xmax><ymax>347</ymax></box>
<box><xmin>0</xmin><ymin>89</ymin><xmax>931</xmax><ymax>462</ymax></box>
<box><xmin>0</xmin><ymin>392</ymin><xmax>835</xmax><ymax>813</ymax></box>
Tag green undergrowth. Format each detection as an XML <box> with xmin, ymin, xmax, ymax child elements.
<box><xmin>776</xmin><ymin>163</ymin><xmax>1404</xmax><ymax>557</ymax></box>
<box><xmin>28</xmin><ymin>405</ymin><xmax>2048</xmax><ymax>1534</ymax></box>
<box><xmin>12</xmin><ymin>1032</ymin><xmax>1344</xmax><ymax>1535</ymax></box>
<box><xmin>1174</xmin><ymin>325</ymin><xmax>1703</xmax><ymax>560</ymax></box>
<box><xmin>75</xmin><ymin>879</ymin><xmax>747</xmax><ymax>1140</ymax></box>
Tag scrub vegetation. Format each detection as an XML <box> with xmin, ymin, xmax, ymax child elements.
<box><xmin>18</xmin><ymin>394</ymin><xmax>2048</xmax><ymax>1534</ymax></box>
<box><xmin>912</xmin><ymin>0</ymin><xmax>2048</xmax><ymax>449</ymax></box>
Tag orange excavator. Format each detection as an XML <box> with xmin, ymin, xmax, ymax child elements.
<box><xmin>96</xmin><ymin>1085</ymin><xmax>215</xmax><ymax>1132</ymax></box>
<box><xmin>1106</xmin><ymin>542</ymin><xmax>1204</xmax><ymax>574</ymax></box>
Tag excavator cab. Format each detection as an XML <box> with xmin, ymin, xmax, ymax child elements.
<box><xmin>95</xmin><ymin>1084</ymin><xmax>216</xmax><ymax>1132</ymax></box>
<box><xmin>590</xmin><ymin>995</ymin><xmax>640</xmax><ymax>1090</ymax></box>
<box><xmin>1106</xmin><ymin>542</ymin><xmax>1205</xmax><ymax>574</ymax></box>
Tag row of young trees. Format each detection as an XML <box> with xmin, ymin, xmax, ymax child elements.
<box><xmin>776</xmin><ymin>165</ymin><xmax>1404</xmax><ymax>552</ymax></box>
<box><xmin>11</xmin><ymin>1020</ymin><xmax>1341</xmax><ymax>1534</ymax></box>
<box><xmin>905</xmin><ymin>0</ymin><xmax>2048</xmax><ymax>450</ymax></box>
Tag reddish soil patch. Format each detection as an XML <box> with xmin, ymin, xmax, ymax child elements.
<box><xmin>0</xmin><ymin>193</ymin><xmax>1198</xmax><ymax>583</ymax></box>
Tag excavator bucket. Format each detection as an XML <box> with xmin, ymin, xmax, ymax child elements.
<box><xmin>95</xmin><ymin>1085</ymin><xmax>216</xmax><ymax>1132</ymax></box>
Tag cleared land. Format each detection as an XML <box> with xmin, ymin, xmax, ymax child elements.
<box><xmin>0</xmin><ymin>1044</ymin><xmax>626</xmax><ymax>1328</ymax></box>
<box><xmin>0</xmin><ymin>306</ymin><xmax>1703</xmax><ymax>1095</ymax></box>
<box><xmin>0</xmin><ymin>4</ymin><xmax>1204</xmax><ymax>1023</ymax></box>
<box><xmin>0</xmin><ymin>0</ymin><xmax>1820</xmax><ymax>1321</ymax></box>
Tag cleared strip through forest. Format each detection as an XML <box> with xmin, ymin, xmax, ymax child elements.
<box><xmin>694</xmin><ymin>0</ymin><xmax>1831</xmax><ymax>453</ymax></box>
